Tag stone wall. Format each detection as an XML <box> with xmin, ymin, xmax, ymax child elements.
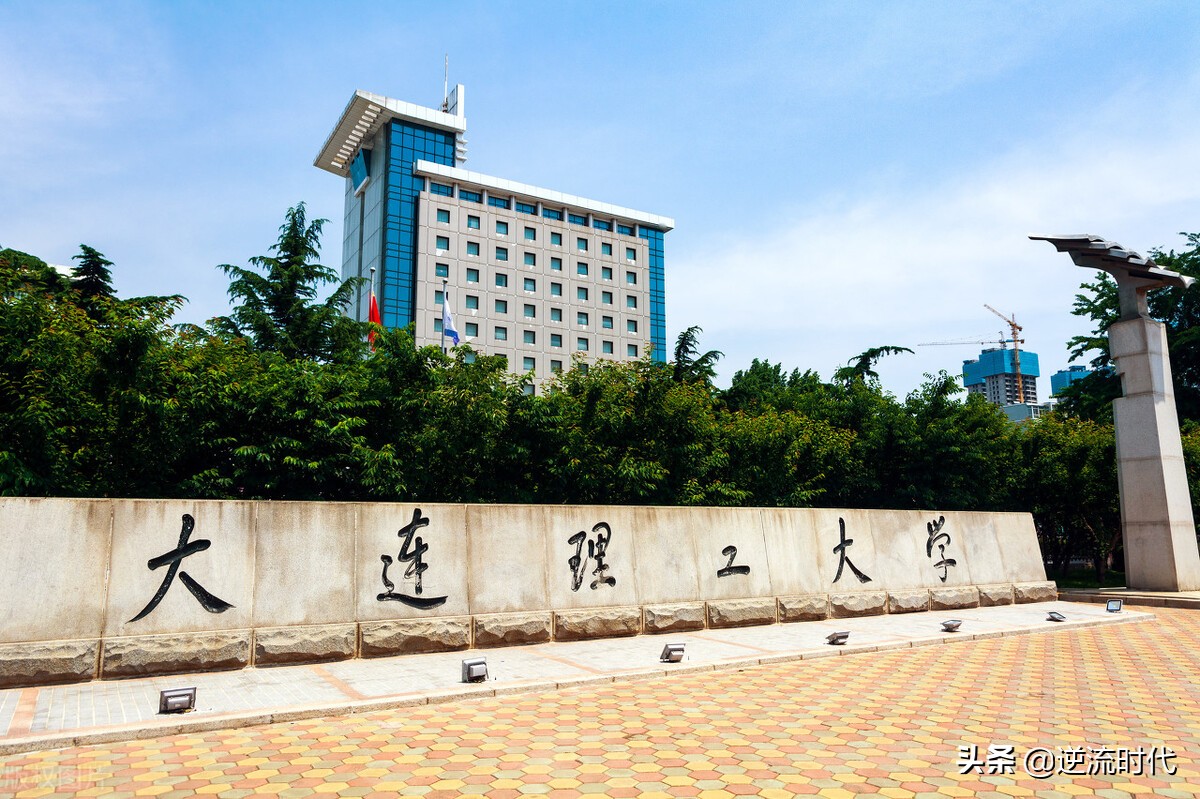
<box><xmin>0</xmin><ymin>498</ymin><xmax>1053</xmax><ymax>687</ymax></box>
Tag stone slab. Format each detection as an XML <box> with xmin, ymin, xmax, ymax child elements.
<box><xmin>102</xmin><ymin>630</ymin><xmax>251</xmax><ymax>678</ymax></box>
<box><xmin>0</xmin><ymin>498</ymin><xmax>113</xmax><ymax>644</ymax></box>
<box><xmin>829</xmin><ymin>591</ymin><xmax>888</xmax><ymax>618</ymax></box>
<box><xmin>888</xmin><ymin>589</ymin><xmax>931</xmax><ymax>614</ymax></box>
<box><xmin>0</xmin><ymin>639</ymin><xmax>100</xmax><ymax>688</ymax></box>
<box><xmin>816</xmin><ymin>510</ymin><xmax>883</xmax><ymax>593</ymax></box>
<box><xmin>687</xmin><ymin>507</ymin><xmax>773</xmax><ymax>601</ymax></box>
<box><xmin>254</xmin><ymin>624</ymin><xmax>357</xmax><ymax>666</ymax></box>
<box><xmin>867</xmin><ymin>510</ymin><xmax>976</xmax><ymax>588</ymax></box>
<box><xmin>252</xmin><ymin>503</ymin><xmax>355</xmax><ymax>628</ymax></box>
<box><xmin>553</xmin><ymin>606</ymin><xmax>642</xmax><ymax>641</ymax></box>
<box><xmin>359</xmin><ymin>617</ymin><xmax>471</xmax><ymax>656</ymax></box>
<box><xmin>758</xmin><ymin>509</ymin><xmax>825</xmax><ymax>596</ymax></box>
<box><xmin>464</xmin><ymin>505</ymin><xmax>551</xmax><ymax>615</ymax></box>
<box><xmin>978</xmin><ymin>584</ymin><xmax>1014</xmax><ymax>606</ymax></box>
<box><xmin>930</xmin><ymin>586</ymin><xmax>980</xmax><ymax>610</ymax></box>
<box><xmin>628</xmin><ymin>507</ymin><xmax>702</xmax><ymax>604</ymax></box>
<box><xmin>643</xmin><ymin>602</ymin><xmax>705</xmax><ymax>633</ymax></box>
<box><xmin>1014</xmin><ymin>581</ymin><xmax>1058</xmax><ymax>604</ymax></box>
<box><xmin>474</xmin><ymin>612</ymin><xmax>552</xmax><ymax>648</ymax></box>
<box><xmin>778</xmin><ymin>594</ymin><xmax>829</xmax><ymax>622</ymax></box>
<box><xmin>706</xmin><ymin>598</ymin><xmax>776</xmax><ymax>628</ymax></box>
<box><xmin>542</xmin><ymin>507</ymin><xmax>641</xmax><ymax>612</ymax></box>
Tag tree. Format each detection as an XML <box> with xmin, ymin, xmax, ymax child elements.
<box><xmin>0</xmin><ymin>247</ymin><xmax>70</xmax><ymax>297</ymax></box>
<box><xmin>833</xmin><ymin>345</ymin><xmax>913</xmax><ymax>384</ymax></box>
<box><xmin>672</xmin><ymin>325</ymin><xmax>723</xmax><ymax>384</ymax></box>
<box><xmin>212</xmin><ymin>203</ymin><xmax>365</xmax><ymax>362</ymax></box>
<box><xmin>71</xmin><ymin>244</ymin><xmax>115</xmax><ymax>303</ymax></box>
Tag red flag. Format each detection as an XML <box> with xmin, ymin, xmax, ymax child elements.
<box><xmin>368</xmin><ymin>291</ymin><xmax>381</xmax><ymax>349</ymax></box>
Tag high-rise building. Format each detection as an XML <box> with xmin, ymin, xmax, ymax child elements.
<box><xmin>314</xmin><ymin>86</ymin><xmax>672</xmax><ymax>386</ymax></box>
<box><xmin>962</xmin><ymin>347</ymin><xmax>1041</xmax><ymax>405</ymax></box>
<box><xmin>1050</xmin><ymin>365</ymin><xmax>1094</xmax><ymax>396</ymax></box>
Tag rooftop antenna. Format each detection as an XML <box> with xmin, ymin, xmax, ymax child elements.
<box><xmin>441</xmin><ymin>54</ymin><xmax>449</xmax><ymax>111</ymax></box>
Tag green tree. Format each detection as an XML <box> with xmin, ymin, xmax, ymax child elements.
<box><xmin>0</xmin><ymin>248</ymin><xmax>70</xmax><ymax>297</ymax></box>
<box><xmin>672</xmin><ymin>325</ymin><xmax>723</xmax><ymax>384</ymax></box>
<box><xmin>833</xmin><ymin>345</ymin><xmax>913</xmax><ymax>384</ymax></box>
<box><xmin>212</xmin><ymin>203</ymin><xmax>365</xmax><ymax>362</ymax></box>
<box><xmin>70</xmin><ymin>244</ymin><xmax>115</xmax><ymax>303</ymax></box>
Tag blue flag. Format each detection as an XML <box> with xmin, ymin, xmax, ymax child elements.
<box><xmin>442</xmin><ymin>297</ymin><xmax>460</xmax><ymax>346</ymax></box>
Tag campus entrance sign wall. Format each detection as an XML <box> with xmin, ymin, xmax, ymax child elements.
<box><xmin>0</xmin><ymin>498</ymin><xmax>1055</xmax><ymax>687</ymax></box>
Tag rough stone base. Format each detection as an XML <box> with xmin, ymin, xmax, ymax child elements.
<box><xmin>254</xmin><ymin>624</ymin><xmax>356</xmax><ymax>666</ymax></box>
<box><xmin>644</xmin><ymin>603</ymin><xmax>705</xmax><ymax>633</ymax></box>
<box><xmin>978</xmin><ymin>584</ymin><xmax>1015</xmax><ymax>606</ymax></box>
<box><xmin>888</xmin><ymin>590</ymin><xmax>931</xmax><ymax>614</ymax></box>
<box><xmin>830</xmin><ymin>591</ymin><xmax>887</xmax><ymax>618</ymax></box>
<box><xmin>0</xmin><ymin>640</ymin><xmax>99</xmax><ymax>689</ymax></box>
<box><xmin>778</xmin><ymin>594</ymin><xmax>829</xmax><ymax>622</ymax></box>
<box><xmin>360</xmin><ymin>618</ymin><xmax>471</xmax><ymax>657</ymax></box>
<box><xmin>931</xmin><ymin>587</ymin><xmax>980</xmax><ymax>610</ymax></box>
<box><xmin>102</xmin><ymin>631</ymin><xmax>250</xmax><ymax>678</ymax></box>
<box><xmin>707</xmin><ymin>598</ymin><xmax>776</xmax><ymax>628</ymax></box>
<box><xmin>554</xmin><ymin>607</ymin><xmax>642</xmax><ymax>641</ymax></box>
<box><xmin>1014</xmin><ymin>581</ymin><xmax>1058</xmax><ymax>603</ymax></box>
<box><xmin>474</xmin><ymin>612</ymin><xmax>552</xmax><ymax>648</ymax></box>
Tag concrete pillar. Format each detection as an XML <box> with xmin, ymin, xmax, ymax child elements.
<box><xmin>1110</xmin><ymin>317</ymin><xmax>1200</xmax><ymax>591</ymax></box>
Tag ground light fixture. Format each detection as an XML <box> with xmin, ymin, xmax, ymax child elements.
<box><xmin>1106</xmin><ymin>599</ymin><xmax>1124</xmax><ymax>613</ymax></box>
<box><xmin>660</xmin><ymin>643</ymin><xmax>686</xmax><ymax>663</ymax></box>
<box><xmin>826</xmin><ymin>631</ymin><xmax>850</xmax><ymax>645</ymax></box>
<box><xmin>941</xmin><ymin>619</ymin><xmax>963</xmax><ymax>632</ymax></box>
<box><xmin>158</xmin><ymin>687</ymin><xmax>196</xmax><ymax>714</ymax></box>
<box><xmin>461</xmin><ymin>657</ymin><xmax>488</xmax><ymax>683</ymax></box>
<box><xmin>1047</xmin><ymin>611</ymin><xmax>1067</xmax><ymax>623</ymax></box>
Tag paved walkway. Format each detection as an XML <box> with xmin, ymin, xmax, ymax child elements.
<box><xmin>3</xmin><ymin>601</ymin><xmax>1197</xmax><ymax>797</ymax></box>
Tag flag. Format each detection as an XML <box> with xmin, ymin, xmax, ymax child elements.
<box><xmin>368</xmin><ymin>290</ymin><xmax>381</xmax><ymax>349</ymax></box>
<box><xmin>442</xmin><ymin>296</ymin><xmax>461</xmax><ymax>346</ymax></box>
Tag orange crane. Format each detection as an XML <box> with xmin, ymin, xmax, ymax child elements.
<box><xmin>983</xmin><ymin>304</ymin><xmax>1025</xmax><ymax>403</ymax></box>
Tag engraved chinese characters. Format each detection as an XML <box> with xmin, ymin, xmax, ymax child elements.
<box><xmin>128</xmin><ymin>514</ymin><xmax>234</xmax><ymax>623</ymax></box>
<box><xmin>926</xmin><ymin>515</ymin><xmax>957</xmax><ymax>582</ymax></box>
<box><xmin>377</xmin><ymin>508</ymin><xmax>448</xmax><ymax>609</ymax></box>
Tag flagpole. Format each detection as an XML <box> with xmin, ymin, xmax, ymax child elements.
<box><xmin>441</xmin><ymin>277</ymin><xmax>448</xmax><ymax>354</ymax></box>
<box><xmin>369</xmin><ymin>266</ymin><xmax>376</xmax><ymax>322</ymax></box>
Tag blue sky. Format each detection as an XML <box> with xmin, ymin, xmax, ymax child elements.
<box><xmin>3</xmin><ymin>1</ymin><xmax>1199</xmax><ymax>397</ymax></box>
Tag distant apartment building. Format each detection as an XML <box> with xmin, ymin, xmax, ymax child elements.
<box><xmin>1050</xmin><ymin>365</ymin><xmax>1094</xmax><ymax>396</ymax></box>
<box><xmin>962</xmin><ymin>347</ymin><xmax>1041</xmax><ymax>406</ymax></box>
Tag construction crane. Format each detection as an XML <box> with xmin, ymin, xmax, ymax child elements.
<box><xmin>984</xmin><ymin>304</ymin><xmax>1025</xmax><ymax>403</ymax></box>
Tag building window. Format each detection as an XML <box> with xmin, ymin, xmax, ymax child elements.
<box><xmin>467</xmin><ymin>241</ymin><xmax>480</xmax><ymax>256</ymax></box>
<box><xmin>523</xmin><ymin>356</ymin><xmax>536</xmax><ymax>371</ymax></box>
<box><xmin>626</xmin><ymin>295</ymin><xmax>638</xmax><ymax>308</ymax></box>
<box><xmin>602</xmin><ymin>291</ymin><xmax>613</xmax><ymax>305</ymax></box>
<box><xmin>465</xmin><ymin>322</ymin><xmax>478</xmax><ymax>337</ymax></box>
<box><xmin>465</xmin><ymin>294</ymin><xmax>479</xmax><ymax>310</ymax></box>
<box><xmin>627</xmin><ymin>344</ymin><xmax>637</xmax><ymax>357</ymax></box>
<box><xmin>577</xmin><ymin>262</ymin><xmax>589</xmax><ymax>276</ymax></box>
<box><xmin>602</xmin><ymin>340</ymin><xmax>613</xmax><ymax>354</ymax></box>
<box><xmin>495</xmin><ymin>273</ymin><xmax>509</xmax><ymax>288</ymax></box>
<box><xmin>524</xmin><ymin>227</ymin><xmax>536</xmax><ymax>241</ymax></box>
<box><xmin>577</xmin><ymin>287</ymin><xmax>588</xmax><ymax>301</ymax></box>
<box><xmin>496</xmin><ymin>221</ymin><xmax>509</xmax><ymax>236</ymax></box>
<box><xmin>593</xmin><ymin>219</ymin><xmax>612</xmax><ymax>231</ymax></box>
<box><xmin>495</xmin><ymin>299</ymin><xmax>508</xmax><ymax>313</ymax></box>
<box><xmin>550</xmin><ymin>307</ymin><xmax>562</xmax><ymax>322</ymax></box>
<box><xmin>495</xmin><ymin>326</ymin><xmax>508</xmax><ymax>341</ymax></box>
<box><xmin>569</xmin><ymin>213</ymin><xmax>588</xmax><ymax>226</ymax></box>
<box><xmin>627</xmin><ymin>319</ymin><xmax>638</xmax><ymax>333</ymax></box>
<box><xmin>430</xmin><ymin>182</ymin><xmax>454</xmax><ymax>196</ymax></box>
<box><xmin>523</xmin><ymin>384</ymin><xmax>535</xmax><ymax>396</ymax></box>
<box><xmin>467</xmin><ymin>215</ymin><xmax>480</xmax><ymax>229</ymax></box>
<box><xmin>466</xmin><ymin>268</ymin><xmax>479</xmax><ymax>283</ymax></box>
<box><xmin>434</xmin><ymin>290</ymin><xmax>444</xmax><ymax>306</ymax></box>
<box><xmin>601</xmin><ymin>242</ymin><xmax>612</xmax><ymax>256</ymax></box>
<box><xmin>464</xmin><ymin>352</ymin><xmax>477</xmax><ymax>363</ymax></box>
<box><xmin>495</xmin><ymin>247</ymin><xmax>508</xmax><ymax>262</ymax></box>
<box><xmin>524</xmin><ymin>278</ymin><xmax>536</xmax><ymax>292</ymax></box>
<box><xmin>618</xmin><ymin>223</ymin><xmax>635</xmax><ymax>236</ymax></box>
<box><xmin>577</xmin><ymin>312</ymin><xmax>589</xmax><ymax>326</ymax></box>
<box><xmin>434</xmin><ymin>318</ymin><xmax>443</xmax><ymax>333</ymax></box>
<box><xmin>550</xmin><ymin>282</ymin><xmax>562</xmax><ymax>296</ymax></box>
<box><xmin>551</xmin><ymin>232</ymin><xmax>562</xmax><ymax>246</ymax></box>
<box><xmin>551</xmin><ymin>359</ymin><xmax>563</xmax><ymax>372</ymax></box>
<box><xmin>460</xmin><ymin>189</ymin><xmax>482</xmax><ymax>203</ymax></box>
<box><xmin>523</xmin><ymin>330</ymin><xmax>536</xmax><ymax>345</ymax></box>
<box><xmin>602</xmin><ymin>315</ymin><xmax>613</xmax><ymax>329</ymax></box>
<box><xmin>550</xmin><ymin>333</ymin><xmax>562</xmax><ymax>347</ymax></box>
<box><xmin>544</xmin><ymin>208</ymin><xmax>564</xmax><ymax>221</ymax></box>
<box><xmin>577</xmin><ymin>237</ymin><xmax>588</xmax><ymax>252</ymax></box>
<box><xmin>436</xmin><ymin>235</ymin><xmax>450</xmax><ymax>251</ymax></box>
<box><xmin>551</xmin><ymin>257</ymin><xmax>562</xmax><ymax>271</ymax></box>
<box><xmin>436</xmin><ymin>209</ymin><xmax>450</xmax><ymax>224</ymax></box>
<box><xmin>626</xmin><ymin>272</ymin><xmax>637</xmax><ymax>285</ymax></box>
<box><xmin>524</xmin><ymin>252</ymin><xmax>536</xmax><ymax>266</ymax></box>
<box><xmin>488</xmin><ymin>196</ymin><xmax>510</xmax><ymax>209</ymax></box>
<box><xmin>601</xmin><ymin>266</ymin><xmax>612</xmax><ymax>281</ymax></box>
<box><xmin>515</xmin><ymin>201</ymin><xmax>537</xmax><ymax>215</ymax></box>
<box><xmin>524</xmin><ymin>303</ymin><xmax>536</xmax><ymax>318</ymax></box>
<box><xmin>577</xmin><ymin>337</ymin><xmax>589</xmax><ymax>351</ymax></box>
<box><xmin>435</xmin><ymin>263</ymin><xmax>449</xmax><ymax>278</ymax></box>
<box><xmin>626</xmin><ymin>247</ymin><xmax>636</xmax><ymax>261</ymax></box>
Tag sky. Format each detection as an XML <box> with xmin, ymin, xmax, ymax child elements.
<box><xmin>3</xmin><ymin>0</ymin><xmax>1200</xmax><ymax>398</ymax></box>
